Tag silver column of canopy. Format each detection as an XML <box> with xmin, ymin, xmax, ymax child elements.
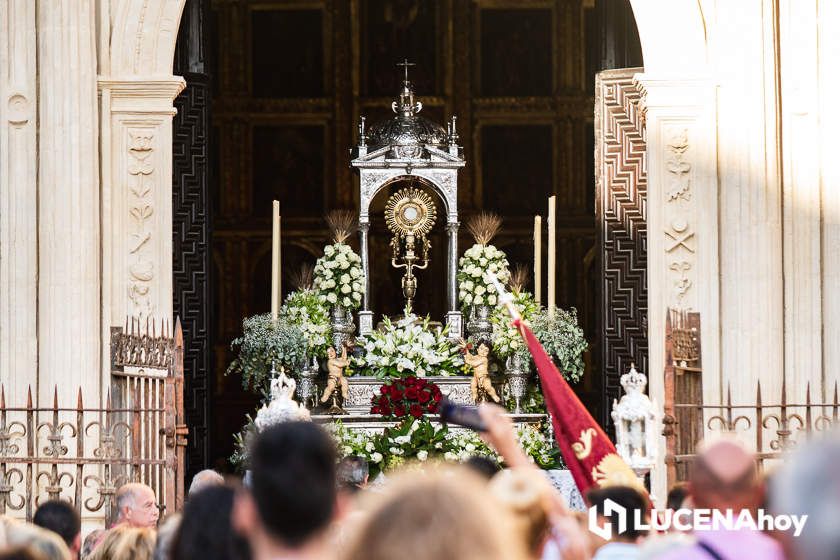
<box><xmin>350</xmin><ymin>61</ymin><xmax>466</xmax><ymax>338</ymax></box>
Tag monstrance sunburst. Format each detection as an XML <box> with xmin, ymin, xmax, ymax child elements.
<box><xmin>384</xmin><ymin>185</ymin><xmax>437</xmax><ymax>311</ymax></box>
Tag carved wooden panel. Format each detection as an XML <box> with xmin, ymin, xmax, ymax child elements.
<box><xmin>252</xmin><ymin>125</ymin><xmax>326</xmax><ymax>216</ymax></box>
<box><xmin>479</xmin><ymin>124</ymin><xmax>553</xmax><ymax>216</ymax></box>
<box><xmin>173</xmin><ymin>0</ymin><xmax>211</xmax><ymax>474</ymax></box>
<box><xmin>479</xmin><ymin>9</ymin><xmax>553</xmax><ymax>96</ymax></box>
<box><xmin>594</xmin><ymin>68</ymin><xmax>647</xmax><ymax>427</ymax></box>
<box><xmin>251</xmin><ymin>9</ymin><xmax>325</xmax><ymax>97</ymax></box>
<box><xmin>361</xmin><ymin>0</ymin><xmax>440</xmax><ymax>96</ymax></box>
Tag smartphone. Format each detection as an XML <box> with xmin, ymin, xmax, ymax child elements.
<box><xmin>439</xmin><ymin>398</ymin><xmax>487</xmax><ymax>432</ymax></box>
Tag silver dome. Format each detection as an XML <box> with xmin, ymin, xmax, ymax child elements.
<box><xmin>366</xmin><ymin>82</ymin><xmax>448</xmax><ymax>157</ymax></box>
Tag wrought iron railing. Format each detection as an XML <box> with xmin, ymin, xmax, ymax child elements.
<box><xmin>0</xmin><ymin>318</ymin><xmax>186</xmax><ymax>523</ymax></box>
<box><xmin>664</xmin><ymin>380</ymin><xmax>840</xmax><ymax>483</ymax></box>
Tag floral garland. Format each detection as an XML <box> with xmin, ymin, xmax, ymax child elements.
<box><xmin>279</xmin><ymin>289</ymin><xmax>332</xmax><ymax>358</ymax></box>
<box><xmin>371</xmin><ymin>377</ymin><xmax>443</xmax><ymax>419</ymax></box>
<box><xmin>457</xmin><ymin>244</ymin><xmax>510</xmax><ymax>311</ymax></box>
<box><xmin>351</xmin><ymin>315</ymin><xmax>463</xmax><ymax>379</ymax></box>
<box><xmin>329</xmin><ymin>417</ymin><xmax>562</xmax><ymax>478</ymax></box>
<box><xmin>313</xmin><ymin>242</ymin><xmax>364</xmax><ymax>310</ymax></box>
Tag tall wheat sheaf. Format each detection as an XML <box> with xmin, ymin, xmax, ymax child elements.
<box><xmin>466</xmin><ymin>212</ymin><xmax>502</xmax><ymax>245</ymax></box>
<box><xmin>326</xmin><ymin>210</ymin><xmax>357</xmax><ymax>244</ymax></box>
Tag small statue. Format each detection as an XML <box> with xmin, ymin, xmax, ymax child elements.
<box><xmin>462</xmin><ymin>341</ymin><xmax>501</xmax><ymax>404</ymax></box>
<box><xmin>255</xmin><ymin>366</ymin><xmax>310</xmax><ymax>431</ymax></box>
<box><xmin>321</xmin><ymin>344</ymin><xmax>350</xmax><ymax>414</ymax></box>
<box><xmin>611</xmin><ymin>364</ymin><xmax>660</xmax><ymax>486</ymax></box>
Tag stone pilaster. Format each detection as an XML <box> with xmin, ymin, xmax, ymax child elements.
<box><xmin>37</xmin><ymin>0</ymin><xmax>101</xmax><ymax>405</ymax></box>
<box><xmin>98</xmin><ymin>77</ymin><xmax>185</xmax><ymax>391</ymax></box>
<box><xmin>780</xmin><ymin>0</ymin><xmax>824</xmax><ymax>404</ymax></box>
<box><xmin>818</xmin><ymin>0</ymin><xmax>840</xmax><ymax>396</ymax></box>
<box><xmin>0</xmin><ymin>0</ymin><xmax>38</xmax><ymax>399</ymax></box>
<box><xmin>635</xmin><ymin>75</ymin><xmax>719</xmax><ymax>500</ymax></box>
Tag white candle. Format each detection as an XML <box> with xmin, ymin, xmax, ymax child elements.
<box><xmin>271</xmin><ymin>200</ymin><xmax>281</xmax><ymax>321</ymax></box>
<box><xmin>534</xmin><ymin>215</ymin><xmax>542</xmax><ymax>305</ymax></box>
<box><xmin>547</xmin><ymin>196</ymin><xmax>556</xmax><ymax>318</ymax></box>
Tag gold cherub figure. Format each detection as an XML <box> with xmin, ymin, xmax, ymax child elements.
<box><xmin>462</xmin><ymin>341</ymin><xmax>501</xmax><ymax>404</ymax></box>
<box><xmin>321</xmin><ymin>344</ymin><xmax>351</xmax><ymax>414</ymax></box>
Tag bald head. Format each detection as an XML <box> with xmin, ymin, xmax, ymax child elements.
<box><xmin>115</xmin><ymin>483</ymin><xmax>159</xmax><ymax>528</ymax></box>
<box><xmin>188</xmin><ymin>469</ymin><xmax>225</xmax><ymax>496</ymax></box>
<box><xmin>689</xmin><ymin>439</ymin><xmax>760</xmax><ymax>510</ymax></box>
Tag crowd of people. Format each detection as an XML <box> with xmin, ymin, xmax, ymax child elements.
<box><xmin>1</xmin><ymin>404</ymin><xmax>837</xmax><ymax>560</ymax></box>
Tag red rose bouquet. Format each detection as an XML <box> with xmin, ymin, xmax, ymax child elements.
<box><xmin>371</xmin><ymin>376</ymin><xmax>443</xmax><ymax>419</ymax></box>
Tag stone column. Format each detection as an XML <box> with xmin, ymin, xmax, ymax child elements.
<box><xmin>447</xmin><ymin>221</ymin><xmax>459</xmax><ymax>311</ymax></box>
<box><xmin>0</xmin><ymin>0</ymin><xmax>38</xmax><ymax>400</ymax></box>
<box><xmin>98</xmin><ymin>78</ymin><xmax>185</xmax><ymax>389</ymax></box>
<box><xmin>37</xmin><ymin>0</ymin><xmax>101</xmax><ymax>405</ymax></box>
<box><xmin>636</xmin><ymin>76</ymin><xmax>719</xmax><ymax>500</ymax></box>
<box><xmin>358</xmin><ymin>221</ymin><xmax>373</xmax><ymax>333</ymax></box>
<box><xmin>445</xmin><ymin>221</ymin><xmax>462</xmax><ymax>338</ymax></box>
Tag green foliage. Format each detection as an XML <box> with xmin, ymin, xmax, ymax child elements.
<box><xmin>280</xmin><ymin>289</ymin><xmax>332</xmax><ymax>358</ymax></box>
<box><xmin>530</xmin><ymin>306</ymin><xmax>588</xmax><ymax>383</ymax></box>
<box><xmin>225</xmin><ymin>313</ymin><xmax>307</xmax><ymax>395</ymax></box>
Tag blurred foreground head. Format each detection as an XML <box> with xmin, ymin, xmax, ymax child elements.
<box><xmin>33</xmin><ymin>500</ymin><xmax>81</xmax><ymax>558</ymax></box>
<box><xmin>689</xmin><ymin>438</ymin><xmax>761</xmax><ymax>511</ymax></box>
<box><xmin>489</xmin><ymin>468</ymin><xmax>554</xmax><ymax>557</ymax></box>
<box><xmin>772</xmin><ymin>430</ymin><xmax>840</xmax><ymax>560</ymax></box>
<box><xmin>173</xmin><ymin>485</ymin><xmax>249</xmax><ymax>560</ymax></box>
<box><xmin>342</xmin><ymin>466</ymin><xmax>529</xmax><ymax>560</ymax></box>
<box><xmin>89</xmin><ymin>527</ymin><xmax>155</xmax><ymax>560</ymax></box>
<box><xmin>233</xmin><ymin>422</ymin><xmax>337</xmax><ymax>551</ymax></box>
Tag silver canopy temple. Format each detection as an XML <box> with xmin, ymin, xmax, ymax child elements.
<box><xmin>350</xmin><ymin>61</ymin><xmax>466</xmax><ymax>338</ymax></box>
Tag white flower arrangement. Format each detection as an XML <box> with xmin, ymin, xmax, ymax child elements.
<box><xmin>490</xmin><ymin>291</ymin><xmax>539</xmax><ymax>360</ymax></box>
<box><xmin>325</xmin><ymin>418</ymin><xmax>563</xmax><ymax>478</ymax></box>
<box><xmin>457</xmin><ymin>244</ymin><xmax>510</xmax><ymax>311</ymax></box>
<box><xmin>313</xmin><ymin>242</ymin><xmax>365</xmax><ymax>310</ymax></box>
<box><xmin>351</xmin><ymin>314</ymin><xmax>463</xmax><ymax>379</ymax></box>
<box><xmin>279</xmin><ymin>289</ymin><xmax>332</xmax><ymax>358</ymax></box>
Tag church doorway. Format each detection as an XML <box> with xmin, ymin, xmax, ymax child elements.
<box><xmin>172</xmin><ymin>0</ymin><xmax>650</xmax><ymax>473</ymax></box>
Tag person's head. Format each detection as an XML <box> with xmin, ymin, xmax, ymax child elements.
<box><xmin>666</xmin><ymin>482</ymin><xmax>689</xmax><ymax>511</ymax></box>
<box><xmin>586</xmin><ymin>485</ymin><xmax>649</xmax><ymax>543</ymax></box>
<box><xmin>89</xmin><ymin>527</ymin><xmax>155</xmax><ymax>560</ymax></box>
<box><xmin>0</xmin><ymin>516</ymin><xmax>69</xmax><ymax>560</ymax></box>
<box><xmin>187</xmin><ymin>470</ymin><xmax>225</xmax><ymax>497</ymax></box>
<box><xmin>464</xmin><ymin>455</ymin><xmax>502</xmax><ymax>480</ymax></box>
<box><xmin>342</xmin><ymin>467</ymin><xmax>528</xmax><ymax>560</ymax></box>
<box><xmin>172</xmin><ymin>485</ymin><xmax>249</xmax><ymax>560</ymax></box>
<box><xmin>771</xmin><ymin>430</ymin><xmax>840</xmax><ymax>560</ymax></box>
<box><xmin>115</xmin><ymin>483</ymin><xmax>159</xmax><ymax>528</ymax></box>
<box><xmin>33</xmin><ymin>500</ymin><xmax>81</xmax><ymax>558</ymax></box>
<box><xmin>0</xmin><ymin>548</ymin><xmax>42</xmax><ymax>560</ymax></box>
<box><xmin>80</xmin><ymin>530</ymin><xmax>105</xmax><ymax>559</ymax></box>
<box><xmin>153</xmin><ymin>514</ymin><xmax>181</xmax><ymax>560</ymax></box>
<box><xmin>477</xmin><ymin>343</ymin><xmax>490</xmax><ymax>357</ymax></box>
<box><xmin>327</xmin><ymin>347</ymin><xmax>337</xmax><ymax>358</ymax></box>
<box><xmin>232</xmin><ymin>422</ymin><xmax>337</xmax><ymax>551</ymax></box>
<box><xmin>337</xmin><ymin>456</ymin><xmax>369</xmax><ymax>494</ymax></box>
<box><xmin>689</xmin><ymin>438</ymin><xmax>761</xmax><ymax>512</ymax></box>
<box><xmin>488</xmin><ymin>468</ymin><xmax>554</xmax><ymax>558</ymax></box>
